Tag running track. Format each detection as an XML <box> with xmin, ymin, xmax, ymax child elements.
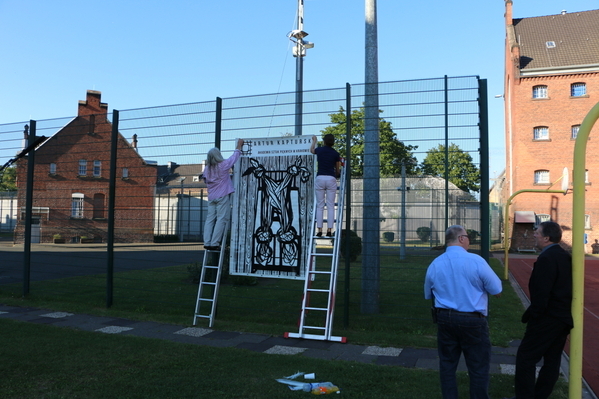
<box><xmin>498</xmin><ymin>253</ymin><xmax>599</xmax><ymax>396</ymax></box>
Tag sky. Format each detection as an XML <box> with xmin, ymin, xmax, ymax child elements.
<box><xmin>1</xmin><ymin>0</ymin><xmax>598</xmax><ymax>180</ymax></box>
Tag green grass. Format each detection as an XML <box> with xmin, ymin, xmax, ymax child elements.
<box><xmin>0</xmin><ymin>318</ymin><xmax>568</xmax><ymax>398</ymax></box>
<box><xmin>0</xmin><ymin>252</ymin><xmax>570</xmax><ymax>398</ymax></box>
<box><xmin>0</xmin><ymin>254</ymin><xmax>527</xmax><ymax>348</ymax></box>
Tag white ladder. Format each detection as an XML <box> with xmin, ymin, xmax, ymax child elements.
<box><xmin>285</xmin><ymin>167</ymin><xmax>347</xmax><ymax>342</ymax></box>
<box><xmin>193</xmin><ymin>227</ymin><xmax>228</xmax><ymax>327</ymax></box>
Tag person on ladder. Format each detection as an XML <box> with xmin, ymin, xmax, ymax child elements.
<box><xmin>202</xmin><ymin>139</ymin><xmax>244</xmax><ymax>251</ymax></box>
<box><xmin>310</xmin><ymin>134</ymin><xmax>341</xmax><ymax>237</ymax></box>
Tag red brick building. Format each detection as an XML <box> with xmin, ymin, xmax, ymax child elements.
<box><xmin>15</xmin><ymin>90</ymin><xmax>157</xmax><ymax>243</ymax></box>
<box><xmin>503</xmin><ymin>1</ymin><xmax>599</xmax><ymax>252</ymax></box>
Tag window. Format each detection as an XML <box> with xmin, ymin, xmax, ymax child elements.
<box><xmin>93</xmin><ymin>193</ymin><xmax>105</xmax><ymax>219</ymax></box>
<box><xmin>79</xmin><ymin>160</ymin><xmax>87</xmax><ymax>176</ymax></box>
<box><xmin>122</xmin><ymin>168</ymin><xmax>129</xmax><ymax>179</ymax></box>
<box><xmin>533</xmin><ymin>126</ymin><xmax>549</xmax><ymax>140</ymax></box>
<box><xmin>71</xmin><ymin>193</ymin><xmax>84</xmax><ymax>218</ymax></box>
<box><xmin>586</xmin><ymin>214</ymin><xmax>592</xmax><ymax>230</ymax></box>
<box><xmin>93</xmin><ymin>160</ymin><xmax>101</xmax><ymax>177</ymax></box>
<box><xmin>572</xmin><ymin>125</ymin><xmax>580</xmax><ymax>139</ymax></box>
<box><xmin>532</xmin><ymin>85</ymin><xmax>548</xmax><ymax>99</ymax></box>
<box><xmin>49</xmin><ymin>163</ymin><xmax>56</xmax><ymax>175</ymax></box>
<box><xmin>586</xmin><ymin>169</ymin><xmax>590</xmax><ymax>184</ymax></box>
<box><xmin>571</xmin><ymin>83</ymin><xmax>586</xmax><ymax>97</ymax></box>
<box><xmin>534</xmin><ymin>170</ymin><xmax>550</xmax><ymax>184</ymax></box>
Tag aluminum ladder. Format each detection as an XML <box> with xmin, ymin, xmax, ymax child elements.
<box><xmin>193</xmin><ymin>226</ymin><xmax>229</xmax><ymax>327</ymax></box>
<box><xmin>285</xmin><ymin>167</ymin><xmax>346</xmax><ymax>342</ymax></box>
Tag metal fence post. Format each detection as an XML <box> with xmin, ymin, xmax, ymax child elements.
<box><xmin>215</xmin><ymin>97</ymin><xmax>222</xmax><ymax>149</ymax></box>
<box><xmin>106</xmin><ymin>109</ymin><xmax>119</xmax><ymax>307</ymax></box>
<box><xmin>478</xmin><ymin>78</ymin><xmax>490</xmax><ymax>261</ymax></box>
<box><xmin>343</xmin><ymin>82</ymin><xmax>351</xmax><ymax>328</ymax></box>
<box><xmin>23</xmin><ymin>121</ymin><xmax>36</xmax><ymax>296</ymax></box>
<box><xmin>444</xmin><ymin>76</ymin><xmax>449</xmax><ymax>233</ymax></box>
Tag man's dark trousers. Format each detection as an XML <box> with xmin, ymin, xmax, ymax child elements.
<box><xmin>514</xmin><ymin>316</ymin><xmax>571</xmax><ymax>399</ymax></box>
<box><xmin>437</xmin><ymin>311</ymin><xmax>491</xmax><ymax>399</ymax></box>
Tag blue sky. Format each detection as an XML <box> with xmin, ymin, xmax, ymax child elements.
<box><xmin>1</xmin><ymin>0</ymin><xmax>598</xmax><ymax>178</ymax></box>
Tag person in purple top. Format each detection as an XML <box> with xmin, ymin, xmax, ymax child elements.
<box><xmin>202</xmin><ymin>139</ymin><xmax>244</xmax><ymax>251</ymax></box>
<box><xmin>310</xmin><ymin>134</ymin><xmax>341</xmax><ymax>237</ymax></box>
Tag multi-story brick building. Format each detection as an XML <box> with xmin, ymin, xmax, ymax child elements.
<box><xmin>503</xmin><ymin>1</ymin><xmax>599</xmax><ymax>252</ymax></box>
<box><xmin>15</xmin><ymin>90</ymin><xmax>157</xmax><ymax>243</ymax></box>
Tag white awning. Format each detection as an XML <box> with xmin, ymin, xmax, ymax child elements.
<box><xmin>514</xmin><ymin>211</ymin><xmax>536</xmax><ymax>223</ymax></box>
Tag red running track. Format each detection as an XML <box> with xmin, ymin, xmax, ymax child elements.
<box><xmin>500</xmin><ymin>253</ymin><xmax>599</xmax><ymax>396</ymax></box>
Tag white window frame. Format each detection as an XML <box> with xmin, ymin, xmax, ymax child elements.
<box><xmin>532</xmin><ymin>85</ymin><xmax>548</xmax><ymax>99</ymax></box>
<box><xmin>71</xmin><ymin>193</ymin><xmax>84</xmax><ymax>219</ymax></box>
<box><xmin>533</xmin><ymin>126</ymin><xmax>549</xmax><ymax>141</ymax></box>
<box><xmin>571</xmin><ymin>83</ymin><xmax>587</xmax><ymax>97</ymax></box>
<box><xmin>572</xmin><ymin>125</ymin><xmax>580</xmax><ymax>139</ymax></box>
<box><xmin>79</xmin><ymin>160</ymin><xmax>87</xmax><ymax>176</ymax></box>
<box><xmin>534</xmin><ymin>170</ymin><xmax>550</xmax><ymax>184</ymax></box>
<box><xmin>93</xmin><ymin>160</ymin><xmax>101</xmax><ymax>177</ymax></box>
<box><xmin>585</xmin><ymin>214</ymin><xmax>591</xmax><ymax>230</ymax></box>
<box><xmin>122</xmin><ymin>168</ymin><xmax>129</xmax><ymax>179</ymax></box>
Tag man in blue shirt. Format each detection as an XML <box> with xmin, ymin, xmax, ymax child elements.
<box><xmin>424</xmin><ymin>225</ymin><xmax>502</xmax><ymax>399</ymax></box>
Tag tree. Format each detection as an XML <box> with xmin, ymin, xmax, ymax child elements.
<box><xmin>420</xmin><ymin>143</ymin><xmax>480</xmax><ymax>192</ymax></box>
<box><xmin>0</xmin><ymin>166</ymin><xmax>17</xmax><ymax>191</ymax></box>
<box><xmin>319</xmin><ymin>107</ymin><xmax>418</xmax><ymax>177</ymax></box>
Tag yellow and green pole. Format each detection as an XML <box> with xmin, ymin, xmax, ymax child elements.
<box><xmin>570</xmin><ymin>101</ymin><xmax>599</xmax><ymax>399</ymax></box>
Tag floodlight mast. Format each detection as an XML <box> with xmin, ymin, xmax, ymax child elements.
<box><xmin>289</xmin><ymin>0</ymin><xmax>314</xmax><ymax>136</ymax></box>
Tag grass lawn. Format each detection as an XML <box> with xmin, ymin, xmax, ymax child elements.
<box><xmin>0</xmin><ymin>318</ymin><xmax>568</xmax><ymax>398</ymax></box>
<box><xmin>0</xmin><ymin>251</ymin><xmax>570</xmax><ymax>398</ymax></box>
<box><xmin>0</xmin><ymin>254</ymin><xmax>526</xmax><ymax>347</ymax></box>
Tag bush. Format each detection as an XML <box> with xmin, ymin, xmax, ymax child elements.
<box><xmin>154</xmin><ymin>234</ymin><xmax>179</xmax><ymax>243</ymax></box>
<box><xmin>416</xmin><ymin>227</ymin><xmax>431</xmax><ymax>243</ymax></box>
<box><xmin>338</xmin><ymin>229</ymin><xmax>362</xmax><ymax>262</ymax></box>
<box><xmin>466</xmin><ymin>229</ymin><xmax>480</xmax><ymax>243</ymax></box>
<box><xmin>382</xmin><ymin>232</ymin><xmax>395</xmax><ymax>243</ymax></box>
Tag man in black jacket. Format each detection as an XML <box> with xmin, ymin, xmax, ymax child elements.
<box><xmin>511</xmin><ymin>221</ymin><xmax>573</xmax><ymax>399</ymax></box>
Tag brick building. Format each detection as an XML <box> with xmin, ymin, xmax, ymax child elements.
<box><xmin>15</xmin><ymin>90</ymin><xmax>157</xmax><ymax>243</ymax></box>
<box><xmin>503</xmin><ymin>1</ymin><xmax>599</xmax><ymax>252</ymax></box>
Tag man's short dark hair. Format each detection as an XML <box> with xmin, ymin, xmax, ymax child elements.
<box><xmin>323</xmin><ymin>134</ymin><xmax>335</xmax><ymax>146</ymax></box>
<box><xmin>538</xmin><ymin>221</ymin><xmax>562</xmax><ymax>243</ymax></box>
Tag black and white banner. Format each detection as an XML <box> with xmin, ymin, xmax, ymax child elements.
<box><xmin>230</xmin><ymin>136</ymin><xmax>315</xmax><ymax>279</ymax></box>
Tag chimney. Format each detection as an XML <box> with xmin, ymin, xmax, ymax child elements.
<box><xmin>505</xmin><ymin>0</ymin><xmax>513</xmax><ymax>25</ymax></box>
<box><xmin>132</xmin><ymin>134</ymin><xmax>138</xmax><ymax>151</ymax></box>
<box><xmin>168</xmin><ymin>161</ymin><xmax>177</xmax><ymax>174</ymax></box>
<box><xmin>78</xmin><ymin>90</ymin><xmax>108</xmax><ymax>117</ymax></box>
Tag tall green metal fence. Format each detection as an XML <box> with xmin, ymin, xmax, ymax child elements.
<box><xmin>0</xmin><ymin>76</ymin><xmax>488</xmax><ymax>334</ymax></box>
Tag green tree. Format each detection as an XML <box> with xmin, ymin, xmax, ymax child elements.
<box><xmin>319</xmin><ymin>107</ymin><xmax>418</xmax><ymax>177</ymax></box>
<box><xmin>0</xmin><ymin>166</ymin><xmax>17</xmax><ymax>191</ymax></box>
<box><xmin>420</xmin><ymin>143</ymin><xmax>480</xmax><ymax>192</ymax></box>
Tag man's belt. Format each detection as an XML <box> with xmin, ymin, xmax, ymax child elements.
<box><xmin>435</xmin><ymin>308</ymin><xmax>484</xmax><ymax>318</ymax></box>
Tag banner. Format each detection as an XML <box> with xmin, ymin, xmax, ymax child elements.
<box><xmin>230</xmin><ymin>136</ymin><xmax>315</xmax><ymax>279</ymax></box>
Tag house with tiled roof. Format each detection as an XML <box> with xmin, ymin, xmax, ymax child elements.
<box><xmin>503</xmin><ymin>1</ymin><xmax>599</xmax><ymax>251</ymax></box>
<box><xmin>154</xmin><ymin>161</ymin><xmax>207</xmax><ymax>241</ymax></box>
<box><xmin>14</xmin><ymin>91</ymin><xmax>157</xmax><ymax>244</ymax></box>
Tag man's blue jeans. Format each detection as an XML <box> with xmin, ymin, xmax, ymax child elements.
<box><xmin>436</xmin><ymin>311</ymin><xmax>491</xmax><ymax>399</ymax></box>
